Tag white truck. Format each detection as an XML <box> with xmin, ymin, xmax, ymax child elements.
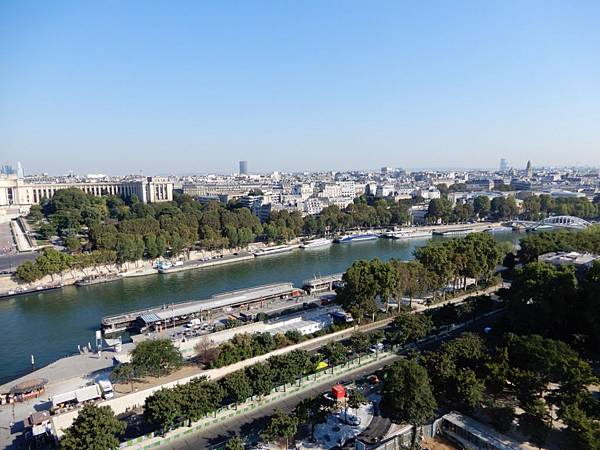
<box><xmin>98</xmin><ymin>380</ymin><xmax>114</xmax><ymax>399</ymax></box>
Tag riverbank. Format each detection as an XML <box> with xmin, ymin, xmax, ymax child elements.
<box><xmin>0</xmin><ymin>246</ymin><xmax>264</xmax><ymax>298</ymax></box>
<box><xmin>0</xmin><ymin>222</ymin><xmax>505</xmax><ymax>299</ymax></box>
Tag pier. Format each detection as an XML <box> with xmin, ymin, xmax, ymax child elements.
<box><xmin>101</xmin><ymin>282</ymin><xmax>303</xmax><ymax>334</ymax></box>
<box><xmin>302</xmin><ymin>273</ymin><xmax>344</xmax><ymax>294</ymax></box>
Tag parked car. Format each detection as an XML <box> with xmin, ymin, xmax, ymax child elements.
<box><xmin>339</xmin><ymin>412</ymin><xmax>361</xmax><ymax>426</ymax></box>
<box><xmin>369</xmin><ymin>343</ymin><xmax>384</xmax><ymax>353</ymax></box>
<box><xmin>367</xmin><ymin>374</ymin><xmax>380</xmax><ymax>384</ymax></box>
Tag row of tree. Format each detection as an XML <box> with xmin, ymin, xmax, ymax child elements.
<box><xmin>427</xmin><ymin>192</ymin><xmax>599</xmax><ymax>224</ymax></box>
<box><xmin>337</xmin><ymin>233</ymin><xmax>504</xmax><ymax>321</ymax></box>
<box><xmin>16</xmin><ymin>248</ymin><xmax>117</xmax><ymax>282</ymax></box>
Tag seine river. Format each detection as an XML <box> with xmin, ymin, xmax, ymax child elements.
<box><xmin>0</xmin><ymin>233</ymin><xmax>519</xmax><ymax>384</ymax></box>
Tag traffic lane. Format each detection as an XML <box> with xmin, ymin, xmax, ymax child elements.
<box><xmin>160</xmin><ymin>360</ymin><xmax>400</xmax><ymax>450</ymax></box>
<box><xmin>0</xmin><ymin>251</ymin><xmax>37</xmax><ymax>273</ymax></box>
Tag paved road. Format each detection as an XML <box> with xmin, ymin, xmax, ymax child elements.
<box><xmin>160</xmin><ymin>310</ymin><xmax>505</xmax><ymax>450</ymax></box>
<box><xmin>0</xmin><ymin>251</ymin><xmax>37</xmax><ymax>273</ymax></box>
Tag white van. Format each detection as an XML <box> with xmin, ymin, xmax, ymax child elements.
<box><xmin>185</xmin><ymin>318</ymin><xmax>202</xmax><ymax>329</ymax></box>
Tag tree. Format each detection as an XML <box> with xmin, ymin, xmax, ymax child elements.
<box><xmin>195</xmin><ymin>335</ymin><xmax>219</xmax><ymax>367</ymax></box>
<box><xmin>16</xmin><ymin>260</ymin><xmax>43</xmax><ymax>282</ymax></box>
<box><xmin>337</xmin><ymin>260</ymin><xmax>379</xmax><ymax>322</ymax></box>
<box><xmin>426</xmin><ymin>198</ymin><xmax>453</xmax><ymax>224</ymax></box>
<box><xmin>349</xmin><ymin>332</ymin><xmax>370</xmax><ymax>362</ymax></box>
<box><xmin>261</xmin><ymin>410</ymin><xmax>298</xmax><ymax>449</ymax></box>
<box><xmin>220</xmin><ymin>370</ymin><xmax>252</xmax><ymax>408</ymax></box>
<box><xmin>63</xmin><ymin>236</ymin><xmax>81</xmax><ymax>253</ymax></box>
<box><xmin>519</xmin><ymin>399</ymin><xmax>550</xmax><ymax>450</ymax></box>
<box><xmin>473</xmin><ymin>195</ymin><xmax>491</xmax><ymax>218</ymax></box>
<box><xmin>59</xmin><ymin>404</ymin><xmax>125</xmax><ymax>450</ymax></box>
<box><xmin>347</xmin><ymin>389</ymin><xmax>367</xmax><ymax>415</ymax></box>
<box><xmin>176</xmin><ymin>377</ymin><xmax>222</xmax><ymax>424</ymax></box>
<box><xmin>294</xmin><ymin>395</ymin><xmax>331</xmax><ymax>439</ymax></box>
<box><xmin>380</xmin><ymin>359</ymin><xmax>437</xmax><ymax>449</ymax></box>
<box><xmin>225</xmin><ymin>436</ymin><xmax>245</xmax><ymax>450</ymax></box>
<box><xmin>110</xmin><ymin>363</ymin><xmax>136</xmax><ymax>392</ymax></box>
<box><xmin>321</xmin><ymin>342</ymin><xmax>347</xmax><ymax>368</ymax></box>
<box><xmin>246</xmin><ymin>363</ymin><xmax>273</xmax><ymax>398</ymax></box>
<box><xmin>143</xmin><ymin>387</ymin><xmax>182</xmax><ymax>431</ymax></box>
<box><xmin>389</xmin><ymin>313</ymin><xmax>432</xmax><ymax>346</ymax></box>
<box><xmin>131</xmin><ymin>339</ymin><xmax>182</xmax><ymax>378</ymax></box>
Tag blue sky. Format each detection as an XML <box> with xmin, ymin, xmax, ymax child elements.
<box><xmin>1</xmin><ymin>1</ymin><xmax>599</xmax><ymax>175</ymax></box>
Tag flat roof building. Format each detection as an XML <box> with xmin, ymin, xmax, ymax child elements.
<box><xmin>0</xmin><ymin>174</ymin><xmax>173</xmax><ymax>207</ymax></box>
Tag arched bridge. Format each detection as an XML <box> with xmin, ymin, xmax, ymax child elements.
<box><xmin>510</xmin><ymin>215</ymin><xmax>592</xmax><ymax>231</ymax></box>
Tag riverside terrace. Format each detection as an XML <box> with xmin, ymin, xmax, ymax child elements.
<box><xmin>101</xmin><ymin>283</ymin><xmax>303</xmax><ymax>334</ymax></box>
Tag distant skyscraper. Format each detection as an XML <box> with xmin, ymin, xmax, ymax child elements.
<box><xmin>0</xmin><ymin>164</ymin><xmax>15</xmax><ymax>175</ymax></box>
<box><xmin>239</xmin><ymin>160</ymin><xmax>248</xmax><ymax>175</ymax></box>
<box><xmin>500</xmin><ymin>158</ymin><xmax>509</xmax><ymax>171</ymax></box>
<box><xmin>17</xmin><ymin>161</ymin><xmax>24</xmax><ymax>178</ymax></box>
<box><xmin>526</xmin><ymin>160</ymin><xmax>533</xmax><ymax>178</ymax></box>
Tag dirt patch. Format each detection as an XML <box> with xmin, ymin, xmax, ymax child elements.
<box><xmin>421</xmin><ymin>435</ymin><xmax>460</xmax><ymax>450</ymax></box>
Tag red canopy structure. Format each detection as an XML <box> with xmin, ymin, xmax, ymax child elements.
<box><xmin>332</xmin><ymin>384</ymin><xmax>346</xmax><ymax>400</ymax></box>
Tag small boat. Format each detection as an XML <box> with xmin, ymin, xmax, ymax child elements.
<box><xmin>300</xmin><ymin>238</ymin><xmax>333</xmax><ymax>249</ymax></box>
<box><xmin>75</xmin><ymin>274</ymin><xmax>121</xmax><ymax>287</ymax></box>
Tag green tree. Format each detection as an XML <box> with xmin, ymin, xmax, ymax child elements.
<box><xmin>143</xmin><ymin>387</ymin><xmax>182</xmax><ymax>431</ymax></box>
<box><xmin>349</xmin><ymin>332</ymin><xmax>370</xmax><ymax>361</ymax></box>
<box><xmin>337</xmin><ymin>260</ymin><xmax>378</xmax><ymax>322</ymax></box>
<box><xmin>389</xmin><ymin>313</ymin><xmax>432</xmax><ymax>346</ymax></box>
<box><xmin>225</xmin><ymin>436</ymin><xmax>245</xmax><ymax>450</ymax></box>
<box><xmin>246</xmin><ymin>363</ymin><xmax>273</xmax><ymax>398</ymax></box>
<box><xmin>347</xmin><ymin>389</ymin><xmax>367</xmax><ymax>415</ymax></box>
<box><xmin>59</xmin><ymin>404</ymin><xmax>125</xmax><ymax>450</ymax></box>
<box><xmin>380</xmin><ymin>359</ymin><xmax>437</xmax><ymax>449</ymax></box>
<box><xmin>63</xmin><ymin>236</ymin><xmax>81</xmax><ymax>253</ymax></box>
<box><xmin>110</xmin><ymin>363</ymin><xmax>136</xmax><ymax>392</ymax></box>
<box><xmin>261</xmin><ymin>410</ymin><xmax>298</xmax><ymax>449</ymax></box>
<box><xmin>473</xmin><ymin>195</ymin><xmax>491</xmax><ymax>218</ymax></box>
<box><xmin>321</xmin><ymin>342</ymin><xmax>347</xmax><ymax>368</ymax></box>
<box><xmin>176</xmin><ymin>377</ymin><xmax>222</xmax><ymax>424</ymax></box>
<box><xmin>426</xmin><ymin>198</ymin><xmax>453</xmax><ymax>224</ymax></box>
<box><xmin>131</xmin><ymin>339</ymin><xmax>182</xmax><ymax>378</ymax></box>
<box><xmin>220</xmin><ymin>370</ymin><xmax>252</xmax><ymax>408</ymax></box>
<box><xmin>294</xmin><ymin>395</ymin><xmax>331</xmax><ymax>439</ymax></box>
<box><xmin>16</xmin><ymin>261</ymin><xmax>43</xmax><ymax>282</ymax></box>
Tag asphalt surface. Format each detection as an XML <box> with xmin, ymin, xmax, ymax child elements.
<box><xmin>0</xmin><ymin>251</ymin><xmax>37</xmax><ymax>273</ymax></box>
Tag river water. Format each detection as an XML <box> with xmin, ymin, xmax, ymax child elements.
<box><xmin>0</xmin><ymin>233</ymin><xmax>519</xmax><ymax>384</ymax></box>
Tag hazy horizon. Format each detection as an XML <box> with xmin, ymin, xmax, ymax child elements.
<box><xmin>2</xmin><ymin>1</ymin><xmax>599</xmax><ymax>174</ymax></box>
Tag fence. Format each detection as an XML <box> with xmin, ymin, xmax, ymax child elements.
<box><xmin>119</xmin><ymin>348</ymin><xmax>398</xmax><ymax>449</ymax></box>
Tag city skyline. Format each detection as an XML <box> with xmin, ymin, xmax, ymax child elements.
<box><xmin>2</xmin><ymin>1</ymin><xmax>599</xmax><ymax>174</ymax></box>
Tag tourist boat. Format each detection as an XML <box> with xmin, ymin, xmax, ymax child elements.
<box><xmin>381</xmin><ymin>229</ymin><xmax>432</xmax><ymax>239</ymax></box>
<box><xmin>300</xmin><ymin>238</ymin><xmax>333</xmax><ymax>249</ymax></box>
<box><xmin>253</xmin><ymin>244</ymin><xmax>298</xmax><ymax>257</ymax></box>
<box><xmin>335</xmin><ymin>233</ymin><xmax>379</xmax><ymax>243</ymax></box>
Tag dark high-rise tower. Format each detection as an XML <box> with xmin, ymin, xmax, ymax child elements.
<box><xmin>239</xmin><ymin>160</ymin><xmax>248</xmax><ymax>175</ymax></box>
